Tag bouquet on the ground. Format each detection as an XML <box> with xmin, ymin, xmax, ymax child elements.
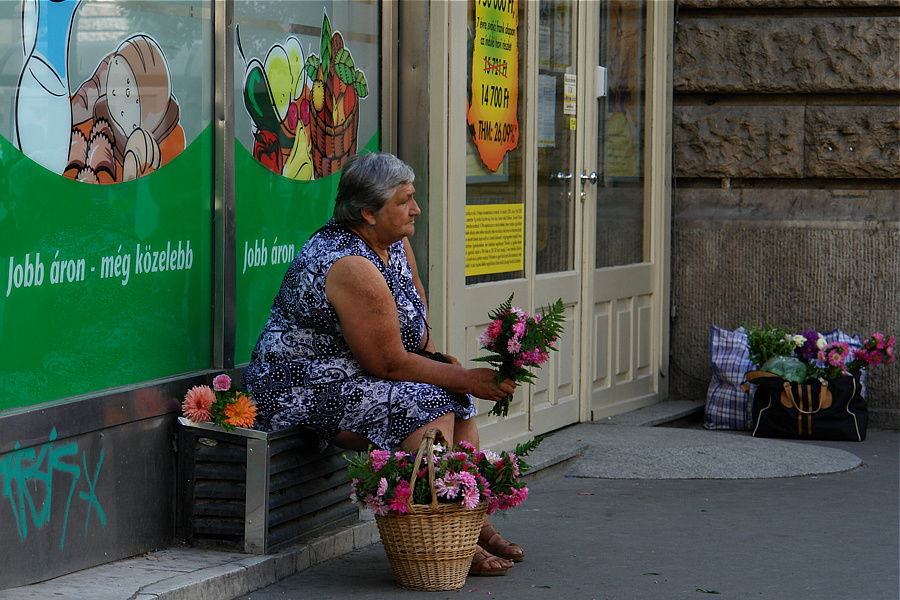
<box><xmin>475</xmin><ymin>294</ymin><xmax>566</xmax><ymax>416</ymax></box>
<box><xmin>746</xmin><ymin>324</ymin><xmax>894</xmax><ymax>383</ymax></box>
<box><xmin>181</xmin><ymin>374</ymin><xmax>257</xmax><ymax>430</ymax></box>
<box><xmin>346</xmin><ymin>435</ymin><xmax>547</xmax><ymax>516</ymax></box>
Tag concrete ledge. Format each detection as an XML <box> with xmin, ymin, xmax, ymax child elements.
<box><xmin>594</xmin><ymin>400</ymin><xmax>705</xmax><ymax>427</ymax></box>
<box><xmin>1</xmin><ymin>520</ymin><xmax>380</xmax><ymax>600</ymax></box>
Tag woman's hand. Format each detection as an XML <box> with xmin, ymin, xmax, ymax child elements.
<box><xmin>442</xmin><ymin>353</ymin><xmax>462</xmax><ymax>367</ymax></box>
<box><xmin>467</xmin><ymin>368</ymin><xmax>517</xmax><ymax>403</ymax></box>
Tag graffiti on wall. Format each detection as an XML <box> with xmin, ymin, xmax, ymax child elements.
<box><xmin>239</xmin><ymin>11</ymin><xmax>369</xmax><ymax>180</ymax></box>
<box><xmin>14</xmin><ymin>0</ymin><xmax>184</xmax><ymax>183</ymax></box>
<box><xmin>0</xmin><ymin>429</ymin><xmax>106</xmax><ymax>549</ymax></box>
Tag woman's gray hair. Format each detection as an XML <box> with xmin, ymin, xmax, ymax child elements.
<box><xmin>333</xmin><ymin>152</ymin><xmax>416</xmax><ymax>226</ymax></box>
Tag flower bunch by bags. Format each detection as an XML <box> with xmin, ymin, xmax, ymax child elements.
<box><xmin>746</xmin><ymin>324</ymin><xmax>894</xmax><ymax>383</ymax></box>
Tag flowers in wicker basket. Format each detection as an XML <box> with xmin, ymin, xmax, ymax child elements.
<box><xmin>181</xmin><ymin>374</ymin><xmax>257</xmax><ymax>430</ymax></box>
<box><xmin>475</xmin><ymin>294</ymin><xmax>566</xmax><ymax>417</ymax></box>
<box><xmin>746</xmin><ymin>324</ymin><xmax>894</xmax><ymax>383</ymax></box>
<box><xmin>346</xmin><ymin>435</ymin><xmax>547</xmax><ymax>516</ymax></box>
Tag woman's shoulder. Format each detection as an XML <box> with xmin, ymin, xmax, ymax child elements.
<box><xmin>304</xmin><ymin>221</ymin><xmax>369</xmax><ymax>263</ymax></box>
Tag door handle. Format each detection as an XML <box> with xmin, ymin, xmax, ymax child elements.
<box><xmin>552</xmin><ymin>171</ymin><xmax>574</xmax><ymax>180</ymax></box>
<box><xmin>580</xmin><ymin>171</ymin><xmax>599</xmax><ymax>185</ymax></box>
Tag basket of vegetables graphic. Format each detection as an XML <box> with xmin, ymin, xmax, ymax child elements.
<box><xmin>306</xmin><ymin>14</ymin><xmax>369</xmax><ymax>178</ymax></box>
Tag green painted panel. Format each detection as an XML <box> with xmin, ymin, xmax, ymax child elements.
<box><xmin>0</xmin><ymin>127</ymin><xmax>213</xmax><ymax>410</ymax></box>
<box><xmin>235</xmin><ymin>131</ymin><xmax>380</xmax><ymax>363</ymax></box>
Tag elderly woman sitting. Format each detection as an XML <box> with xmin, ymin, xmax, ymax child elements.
<box><xmin>242</xmin><ymin>152</ymin><xmax>524</xmax><ymax>575</ymax></box>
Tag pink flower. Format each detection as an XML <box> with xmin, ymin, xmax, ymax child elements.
<box><xmin>486</xmin><ymin>496</ymin><xmax>502</xmax><ymax>515</ymax></box>
<box><xmin>376</xmin><ymin>477</ymin><xmax>388</xmax><ymax>497</ymax></box>
<box><xmin>365</xmin><ymin>495</ymin><xmax>389</xmax><ymax>516</ymax></box>
<box><xmin>486</xmin><ymin>319</ymin><xmax>503</xmax><ymax>338</ymax></box>
<box><xmin>478</xmin><ymin>329</ymin><xmax>496</xmax><ymax>349</ymax></box>
<box><xmin>458</xmin><ymin>441</ymin><xmax>476</xmax><ymax>452</ymax></box>
<box><xmin>212</xmin><ymin>374</ymin><xmax>231</xmax><ymax>392</ymax></box>
<box><xmin>819</xmin><ymin>342</ymin><xmax>850</xmax><ymax>369</ymax></box>
<box><xmin>462</xmin><ymin>486</ymin><xmax>481</xmax><ymax>510</ymax></box>
<box><xmin>458</xmin><ymin>471</ymin><xmax>477</xmax><ymax>487</ymax></box>
<box><xmin>182</xmin><ymin>385</ymin><xmax>215</xmax><ymax>421</ymax></box>
<box><xmin>389</xmin><ymin>481</ymin><xmax>412</xmax><ymax>513</ymax></box>
<box><xmin>507</xmin><ymin>338</ymin><xmax>522</xmax><ymax>354</ymax></box>
<box><xmin>435</xmin><ymin>475</ymin><xmax>460</xmax><ymax>499</ymax></box>
<box><xmin>370</xmin><ymin>449</ymin><xmax>391</xmax><ymax>471</ymax></box>
<box><xmin>512</xmin><ymin>320</ymin><xmax>526</xmax><ymax>338</ymax></box>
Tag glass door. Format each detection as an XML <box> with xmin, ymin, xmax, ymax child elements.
<box><xmin>444</xmin><ymin>0</ymin><xmax>671</xmax><ymax>449</ymax></box>
<box><xmin>583</xmin><ymin>0</ymin><xmax>670</xmax><ymax>418</ymax></box>
<box><xmin>531</xmin><ymin>0</ymin><xmax>582</xmax><ymax>435</ymax></box>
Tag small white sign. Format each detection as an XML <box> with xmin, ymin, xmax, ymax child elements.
<box><xmin>563</xmin><ymin>73</ymin><xmax>577</xmax><ymax>115</ymax></box>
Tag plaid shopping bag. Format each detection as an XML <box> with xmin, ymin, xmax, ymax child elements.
<box><xmin>705</xmin><ymin>325</ymin><xmax>753</xmax><ymax>430</ymax></box>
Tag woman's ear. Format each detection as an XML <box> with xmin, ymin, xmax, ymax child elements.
<box><xmin>360</xmin><ymin>207</ymin><xmax>377</xmax><ymax>228</ymax></box>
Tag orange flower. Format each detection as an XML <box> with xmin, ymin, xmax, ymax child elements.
<box><xmin>182</xmin><ymin>385</ymin><xmax>215</xmax><ymax>422</ymax></box>
<box><xmin>223</xmin><ymin>393</ymin><xmax>257</xmax><ymax>428</ymax></box>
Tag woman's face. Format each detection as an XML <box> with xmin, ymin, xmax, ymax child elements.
<box><xmin>374</xmin><ymin>183</ymin><xmax>419</xmax><ymax>241</ymax></box>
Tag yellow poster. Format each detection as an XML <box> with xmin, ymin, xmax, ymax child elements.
<box><xmin>467</xmin><ymin>0</ymin><xmax>519</xmax><ymax>172</ymax></box>
<box><xmin>465</xmin><ymin>204</ymin><xmax>524</xmax><ymax>276</ymax></box>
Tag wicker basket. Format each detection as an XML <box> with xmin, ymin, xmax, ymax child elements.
<box><xmin>374</xmin><ymin>429</ymin><xmax>487</xmax><ymax>591</ymax></box>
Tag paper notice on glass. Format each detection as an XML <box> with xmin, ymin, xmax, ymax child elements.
<box><xmin>538</xmin><ymin>74</ymin><xmax>556</xmax><ymax>148</ymax></box>
<box><xmin>563</xmin><ymin>73</ymin><xmax>577</xmax><ymax>115</ymax></box>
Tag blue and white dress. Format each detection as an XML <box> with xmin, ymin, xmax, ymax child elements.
<box><xmin>242</xmin><ymin>220</ymin><xmax>476</xmax><ymax>450</ymax></box>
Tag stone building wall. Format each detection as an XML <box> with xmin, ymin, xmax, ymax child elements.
<box><xmin>670</xmin><ymin>0</ymin><xmax>900</xmax><ymax>427</ymax></box>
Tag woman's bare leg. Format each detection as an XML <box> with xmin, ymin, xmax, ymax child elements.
<box><xmin>332</xmin><ymin>431</ymin><xmax>376</xmax><ymax>451</ymax></box>
<box><xmin>399</xmin><ymin>411</ymin><xmax>455</xmax><ymax>452</ymax></box>
<box><xmin>452</xmin><ymin>416</ymin><xmax>521</xmax><ymax>567</ymax></box>
<box><xmin>453</xmin><ymin>415</ymin><xmax>480</xmax><ymax>448</ymax></box>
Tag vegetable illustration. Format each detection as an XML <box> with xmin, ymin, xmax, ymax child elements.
<box><xmin>241</xmin><ymin>11</ymin><xmax>369</xmax><ymax>181</ymax></box>
<box><xmin>303</xmin><ymin>13</ymin><xmax>369</xmax><ymax>178</ymax></box>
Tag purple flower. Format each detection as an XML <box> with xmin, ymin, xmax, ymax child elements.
<box><xmin>796</xmin><ymin>330</ymin><xmax>823</xmax><ymax>362</ymax></box>
<box><xmin>213</xmin><ymin>374</ymin><xmax>231</xmax><ymax>391</ymax></box>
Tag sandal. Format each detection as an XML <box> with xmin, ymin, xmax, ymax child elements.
<box><xmin>468</xmin><ymin>545</ymin><xmax>512</xmax><ymax>577</ymax></box>
<box><xmin>479</xmin><ymin>523</ymin><xmax>525</xmax><ymax>563</ymax></box>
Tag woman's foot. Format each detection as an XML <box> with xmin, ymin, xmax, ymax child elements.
<box><xmin>479</xmin><ymin>523</ymin><xmax>525</xmax><ymax>562</ymax></box>
<box><xmin>469</xmin><ymin>545</ymin><xmax>513</xmax><ymax>576</ymax></box>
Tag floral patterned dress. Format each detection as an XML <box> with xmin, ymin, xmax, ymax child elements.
<box><xmin>242</xmin><ymin>220</ymin><xmax>476</xmax><ymax>450</ymax></box>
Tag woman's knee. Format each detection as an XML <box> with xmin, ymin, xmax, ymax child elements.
<box><xmin>332</xmin><ymin>430</ymin><xmax>375</xmax><ymax>451</ymax></box>
<box><xmin>453</xmin><ymin>416</ymin><xmax>479</xmax><ymax>448</ymax></box>
<box><xmin>401</xmin><ymin>412</ymin><xmax>455</xmax><ymax>451</ymax></box>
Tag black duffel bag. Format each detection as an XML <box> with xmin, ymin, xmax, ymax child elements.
<box><xmin>745</xmin><ymin>370</ymin><xmax>868</xmax><ymax>441</ymax></box>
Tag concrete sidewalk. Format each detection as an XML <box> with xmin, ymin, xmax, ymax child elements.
<box><xmin>4</xmin><ymin>401</ymin><xmax>897</xmax><ymax>600</ymax></box>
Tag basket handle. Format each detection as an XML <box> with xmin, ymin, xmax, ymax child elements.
<box><xmin>407</xmin><ymin>428</ymin><xmax>446</xmax><ymax>513</ymax></box>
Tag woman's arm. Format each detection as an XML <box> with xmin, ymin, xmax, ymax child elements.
<box><xmin>325</xmin><ymin>255</ymin><xmax>513</xmax><ymax>401</ymax></box>
<box><xmin>403</xmin><ymin>238</ymin><xmax>437</xmax><ymax>353</ymax></box>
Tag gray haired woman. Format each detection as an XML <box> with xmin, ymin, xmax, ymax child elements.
<box><xmin>243</xmin><ymin>152</ymin><xmax>524</xmax><ymax>575</ymax></box>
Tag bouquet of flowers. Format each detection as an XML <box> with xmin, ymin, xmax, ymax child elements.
<box><xmin>181</xmin><ymin>374</ymin><xmax>258</xmax><ymax>430</ymax></box>
<box><xmin>346</xmin><ymin>434</ymin><xmax>547</xmax><ymax>516</ymax></box>
<box><xmin>475</xmin><ymin>294</ymin><xmax>566</xmax><ymax>416</ymax></box>
<box><xmin>746</xmin><ymin>324</ymin><xmax>894</xmax><ymax>383</ymax></box>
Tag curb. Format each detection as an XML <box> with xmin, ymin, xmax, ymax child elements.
<box><xmin>141</xmin><ymin>521</ymin><xmax>379</xmax><ymax>600</ymax></box>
